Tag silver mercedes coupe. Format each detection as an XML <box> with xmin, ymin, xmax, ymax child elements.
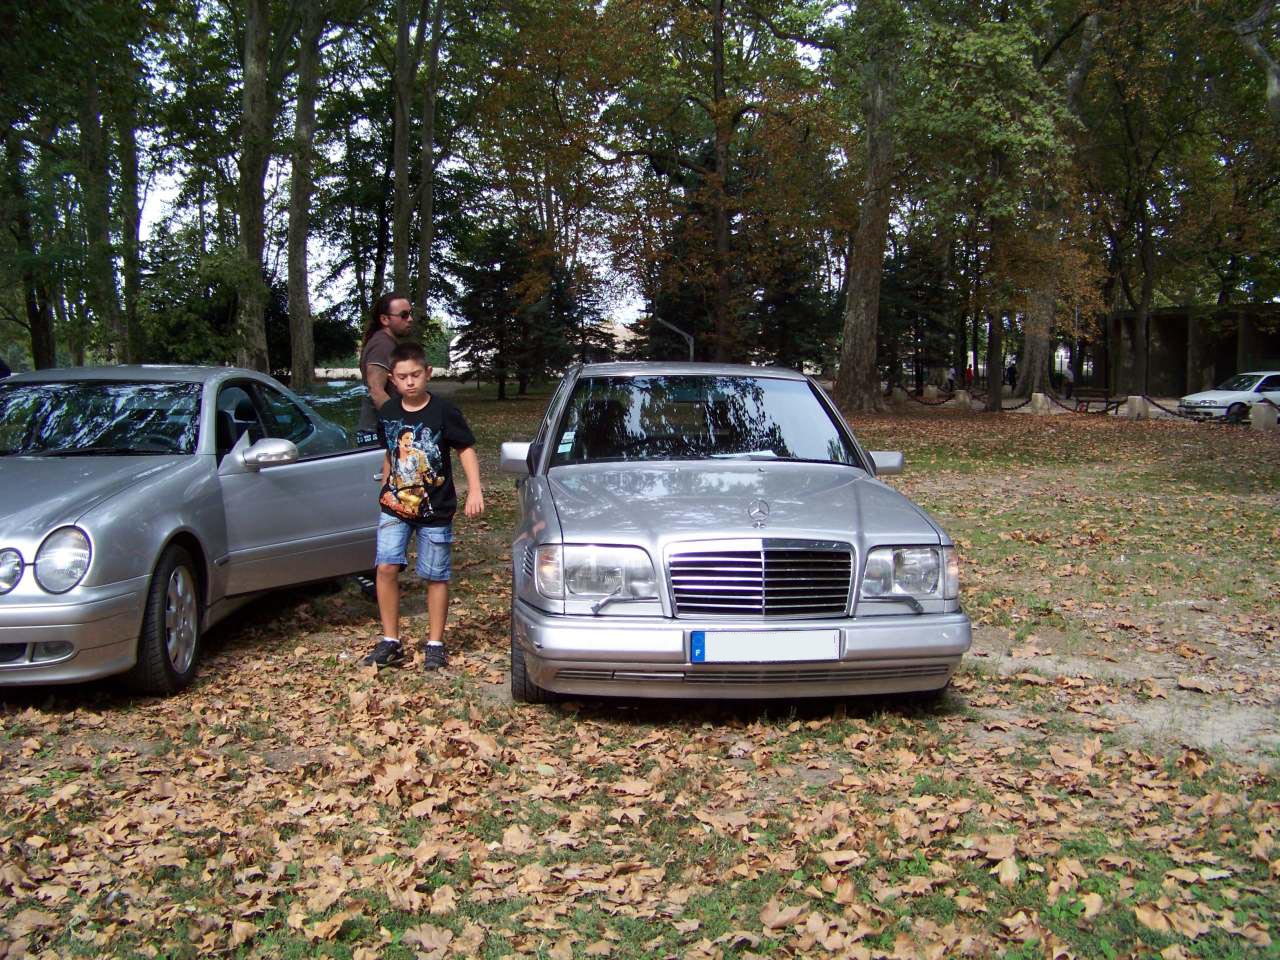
<box><xmin>0</xmin><ymin>366</ymin><xmax>382</xmax><ymax>694</ymax></box>
<box><xmin>501</xmin><ymin>362</ymin><xmax>971</xmax><ymax>703</ymax></box>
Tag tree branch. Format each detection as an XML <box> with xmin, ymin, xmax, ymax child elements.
<box><xmin>1037</xmin><ymin>12</ymin><xmax>1091</xmax><ymax>70</ymax></box>
<box><xmin>736</xmin><ymin>3</ymin><xmax>838</xmax><ymax>52</ymax></box>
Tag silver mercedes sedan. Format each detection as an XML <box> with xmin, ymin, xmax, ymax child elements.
<box><xmin>0</xmin><ymin>366</ymin><xmax>382</xmax><ymax>694</ymax></box>
<box><xmin>501</xmin><ymin>362</ymin><xmax>971</xmax><ymax>703</ymax></box>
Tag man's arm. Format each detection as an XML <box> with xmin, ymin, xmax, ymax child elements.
<box><xmin>366</xmin><ymin>365</ymin><xmax>392</xmax><ymax>409</ymax></box>
<box><xmin>458</xmin><ymin>446</ymin><xmax>484</xmax><ymax>517</ymax></box>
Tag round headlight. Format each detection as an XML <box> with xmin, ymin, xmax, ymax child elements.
<box><xmin>35</xmin><ymin>527</ymin><xmax>91</xmax><ymax>593</ymax></box>
<box><xmin>0</xmin><ymin>548</ymin><xmax>22</xmax><ymax>595</ymax></box>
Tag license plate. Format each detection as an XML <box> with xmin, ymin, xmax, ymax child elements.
<box><xmin>690</xmin><ymin>629</ymin><xmax>840</xmax><ymax>664</ymax></box>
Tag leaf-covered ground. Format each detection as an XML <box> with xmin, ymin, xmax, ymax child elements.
<box><xmin>2</xmin><ymin>395</ymin><xmax>1278</xmax><ymax>959</ymax></box>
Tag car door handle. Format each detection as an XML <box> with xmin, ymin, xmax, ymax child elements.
<box><xmin>374</xmin><ymin>473</ymin><xmax>383</xmax><ymax>481</ymax></box>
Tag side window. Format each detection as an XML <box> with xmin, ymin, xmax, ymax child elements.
<box><xmin>534</xmin><ymin>375</ymin><xmax>573</xmax><ymax>447</ymax></box>
<box><xmin>215</xmin><ymin>384</ymin><xmax>265</xmax><ymax>458</ymax></box>
<box><xmin>256</xmin><ymin>385</ymin><xmax>314</xmax><ymax>446</ymax></box>
<box><xmin>1256</xmin><ymin>375</ymin><xmax>1280</xmax><ymax>392</ymax></box>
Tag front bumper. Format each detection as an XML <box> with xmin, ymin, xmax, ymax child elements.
<box><xmin>512</xmin><ymin>599</ymin><xmax>971</xmax><ymax>699</ymax></box>
<box><xmin>1177</xmin><ymin>405</ymin><xmax>1224</xmax><ymax>420</ymax></box>
<box><xmin>0</xmin><ymin>582</ymin><xmax>146</xmax><ymax>685</ymax></box>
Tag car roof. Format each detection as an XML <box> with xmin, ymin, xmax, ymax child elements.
<box><xmin>3</xmin><ymin>365</ymin><xmax>254</xmax><ymax>385</ymax></box>
<box><xmin>577</xmin><ymin>361</ymin><xmax>808</xmax><ymax>380</ymax></box>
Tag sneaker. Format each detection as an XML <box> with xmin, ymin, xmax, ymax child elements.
<box><xmin>422</xmin><ymin>642</ymin><xmax>448</xmax><ymax>671</ymax></box>
<box><xmin>361</xmin><ymin>639</ymin><xmax>406</xmax><ymax>669</ymax></box>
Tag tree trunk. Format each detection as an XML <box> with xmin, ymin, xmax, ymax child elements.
<box><xmin>1016</xmin><ymin>276</ymin><xmax>1054</xmax><ymax>396</ymax></box>
<box><xmin>235</xmin><ymin>0</ymin><xmax>273</xmax><ymax>372</ymax></box>
<box><xmin>115</xmin><ymin>68</ymin><xmax>142</xmax><ymax>363</ymax></box>
<box><xmin>1132</xmin><ymin>210</ymin><xmax>1155</xmax><ymax>396</ymax></box>
<box><xmin>4</xmin><ymin>131</ymin><xmax>56</xmax><ymax>368</ymax></box>
<box><xmin>986</xmin><ymin>311</ymin><xmax>1004</xmax><ymax>411</ymax></box>
<box><xmin>710</xmin><ymin>0</ymin><xmax>733</xmax><ymax>361</ymax></box>
<box><xmin>79</xmin><ymin>66</ymin><xmax>125</xmax><ymax>360</ymax></box>
<box><xmin>1235</xmin><ymin>2</ymin><xmax>1280</xmax><ymax>126</ymax></box>
<box><xmin>287</xmin><ymin>2</ymin><xmax>322</xmax><ymax>390</ymax></box>
<box><xmin>416</xmin><ymin>0</ymin><xmax>445</xmax><ymax>316</ymax></box>
<box><xmin>1013</xmin><ymin>13</ymin><xmax>1097</xmax><ymax>400</ymax></box>
<box><xmin>392</xmin><ymin>0</ymin><xmax>413</xmax><ymax>293</ymax></box>
<box><xmin>833</xmin><ymin>52</ymin><xmax>895</xmax><ymax>412</ymax></box>
<box><xmin>343</xmin><ymin>126</ymin><xmax>368</xmax><ymax>315</ymax></box>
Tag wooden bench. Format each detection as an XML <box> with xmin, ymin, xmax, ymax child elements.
<box><xmin>1071</xmin><ymin>388</ymin><xmax>1122</xmax><ymax>414</ymax></box>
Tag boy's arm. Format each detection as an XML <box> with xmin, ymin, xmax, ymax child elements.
<box><xmin>458</xmin><ymin>446</ymin><xmax>484</xmax><ymax>517</ymax></box>
<box><xmin>380</xmin><ymin>452</ymin><xmax>391</xmax><ymax>484</ymax></box>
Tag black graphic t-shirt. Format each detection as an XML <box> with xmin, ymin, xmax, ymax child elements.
<box><xmin>376</xmin><ymin>395</ymin><xmax>476</xmax><ymax>526</ymax></box>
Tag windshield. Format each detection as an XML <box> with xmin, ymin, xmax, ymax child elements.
<box><xmin>1216</xmin><ymin>374</ymin><xmax>1261</xmax><ymax>392</ymax></box>
<box><xmin>0</xmin><ymin>381</ymin><xmax>202</xmax><ymax>456</ymax></box>
<box><xmin>548</xmin><ymin>375</ymin><xmax>859</xmax><ymax>467</ymax></box>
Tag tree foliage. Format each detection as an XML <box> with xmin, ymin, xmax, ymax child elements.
<box><xmin>0</xmin><ymin>0</ymin><xmax>1275</xmax><ymax>400</ymax></box>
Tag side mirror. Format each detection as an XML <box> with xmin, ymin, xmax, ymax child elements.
<box><xmin>500</xmin><ymin>441</ymin><xmax>532</xmax><ymax>475</ymax></box>
<box><xmin>869</xmin><ymin>450</ymin><xmax>904</xmax><ymax>476</ymax></box>
<box><xmin>241</xmin><ymin>437</ymin><xmax>299</xmax><ymax>470</ymax></box>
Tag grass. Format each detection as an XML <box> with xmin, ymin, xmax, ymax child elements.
<box><xmin>1</xmin><ymin>393</ymin><xmax>1278</xmax><ymax>957</ymax></box>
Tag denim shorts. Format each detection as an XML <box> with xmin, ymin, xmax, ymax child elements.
<box><xmin>375</xmin><ymin>514</ymin><xmax>453</xmax><ymax>581</ymax></box>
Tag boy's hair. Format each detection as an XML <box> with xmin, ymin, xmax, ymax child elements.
<box><xmin>389</xmin><ymin>341</ymin><xmax>429</xmax><ymax>370</ymax></box>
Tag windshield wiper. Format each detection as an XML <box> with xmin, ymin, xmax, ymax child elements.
<box><xmin>29</xmin><ymin>446</ymin><xmax>157</xmax><ymax>457</ymax></box>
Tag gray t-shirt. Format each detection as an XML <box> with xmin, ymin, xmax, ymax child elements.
<box><xmin>357</xmin><ymin>328</ymin><xmax>399</xmax><ymax>436</ymax></box>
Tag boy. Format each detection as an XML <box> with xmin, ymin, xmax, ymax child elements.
<box><xmin>362</xmin><ymin>342</ymin><xmax>484</xmax><ymax>670</ymax></box>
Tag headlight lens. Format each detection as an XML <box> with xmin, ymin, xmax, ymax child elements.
<box><xmin>861</xmin><ymin>546</ymin><xmax>958</xmax><ymax>601</ymax></box>
<box><xmin>0</xmin><ymin>549</ymin><xmax>22</xmax><ymax>594</ymax></box>
<box><xmin>35</xmin><ymin>527</ymin><xmax>91</xmax><ymax>593</ymax></box>
<box><xmin>534</xmin><ymin>545</ymin><xmax>658</xmax><ymax>601</ymax></box>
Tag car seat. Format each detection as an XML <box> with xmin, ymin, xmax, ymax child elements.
<box><xmin>577</xmin><ymin>399</ymin><xmax>628</xmax><ymax>459</ymax></box>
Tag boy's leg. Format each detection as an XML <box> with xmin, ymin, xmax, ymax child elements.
<box><xmin>415</xmin><ymin>525</ymin><xmax>454</xmax><ymax>669</ymax></box>
<box><xmin>363</xmin><ymin>515</ymin><xmax>411</xmax><ymax>668</ymax></box>
<box><xmin>377</xmin><ymin>564</ymin><xmax>401</xmax><ymax>638</ymax></box>
<box><xmin>426</xmin><ymin>580</ymin><xmax>449</xmax><ymax>642</ymax></box>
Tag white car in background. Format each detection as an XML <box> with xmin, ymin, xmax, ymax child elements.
<box><xmin>1177</xmin><ymin>371</ymin><xmax>1280</xmax><ymax>422</ymax></box>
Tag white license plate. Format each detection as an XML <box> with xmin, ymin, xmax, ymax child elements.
<box><xmin>690</xmin><ymin>629</ymin><xmax>840</xmax><ymax>664</ymax></box>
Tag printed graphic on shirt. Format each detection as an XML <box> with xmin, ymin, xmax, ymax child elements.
<box><xmin>379</xmin><ymin>420</ymin><xmax>446</xmax><ymax>521</ymax></box>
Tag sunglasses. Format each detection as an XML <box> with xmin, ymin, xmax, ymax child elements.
<box><xmin>385</xmin><ymin>309</ymin><xmax>413</xmax><ymax>320</ymax></box>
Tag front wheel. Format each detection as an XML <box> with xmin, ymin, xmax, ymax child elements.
<box><xmin>1226</xmin><ymin>403</ymin><xmax>1248</xmax><ymax>424</ymax></box>
<box><xmin>511</xmin><ymin>630</ymin><xmax>558</xmax><ymax>704</ymax></box>
<box><xmin>127</xmin><ymin>545</ymin><xmax>202</xmax><ymax>695</ymax></box>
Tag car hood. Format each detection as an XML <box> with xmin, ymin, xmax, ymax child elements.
<box><xmin>547</xmin><ymin>461</ymin><xmax>941</xmax><ymax>546</ymax></box>
<box><xmin>0</xmin><ymin>456</ymin><xmax>180</xmax><ymax>544</ymax></box>
<box><xmin>1181</xmin><ymin>390</ymin><xmax>1244</xmax><ymax>404</ymax></box>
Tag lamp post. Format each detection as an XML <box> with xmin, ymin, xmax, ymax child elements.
<box><xmin>651</xmin><ymin>316</ymin><xmax>694</xmax><ymax>362</ymax></box>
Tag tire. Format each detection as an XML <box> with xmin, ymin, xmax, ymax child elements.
<box><xmin>127</xmin><ymin>545</ymin><xmax>202</xmax><ymax>695</ymax></box>
<box><xmin>1226</xmin><ymin>403</ymin><xmax>1248</xmax><ymax>424</ymax></box>
<box><xmin>510</xmin><ymin>630</ymin><xmax>557</xmax><ymax>704</ymax></box>
<box><xmin>902</xmin><ymin>681</ymin><xmax>951</xmax><ymax>708</ymax></box>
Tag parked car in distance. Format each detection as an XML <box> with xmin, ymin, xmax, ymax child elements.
<box><xmin>500</xmin><ymin>362</ymin><xmax>971</xmax><ymax>703</ymax></box>
<box><xmin>1177</xmin><ymin>371</ymin><xmax>1280</xmax><ymax>422</ymax></box>
<box><xmin>0</xmin><ymin>366</ymin><xmax>382</xmax><ymax>694</ymax></box>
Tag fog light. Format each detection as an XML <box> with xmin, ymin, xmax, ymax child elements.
<box><xmin>32</xmin><ymin>641</ymin><xmax>74</xmax><ymax>662</ymax></box>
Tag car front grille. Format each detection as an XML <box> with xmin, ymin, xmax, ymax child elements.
<box><xmin>554</xmin><ymin>663</ymin><xmax>949</xmax><ymax>685</ymax></box>
<box><xmin>668</xmin><ymin>540</ymin><xmax>852</xmax><ymax>618</ymax></box>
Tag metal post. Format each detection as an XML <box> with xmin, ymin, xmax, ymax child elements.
<box><xmin>652</xmin><ymin>316</ymin><xmax>694</xmax><ymax>362</ymax></box>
